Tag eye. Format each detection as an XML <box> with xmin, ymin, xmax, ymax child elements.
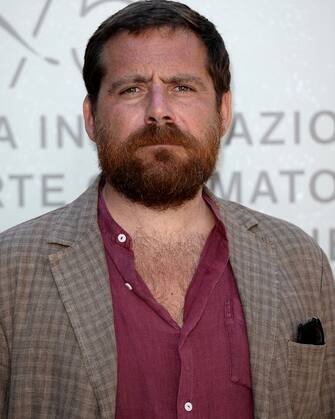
<box><xmin>174</xmin><ymin>85</ymin><xmax>194</xmax><ymax>93</ymax></box>
<box><xmin>120</xmin><ymin>86</ymin><xmax>141</xmax><ymax>95</ymax></box>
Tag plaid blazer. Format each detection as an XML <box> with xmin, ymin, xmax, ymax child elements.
<box><xmin>1</xmin><ymin>176</ymin><xmax>334</xmax><ymax>419</ymax></box>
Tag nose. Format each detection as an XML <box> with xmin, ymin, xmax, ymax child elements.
<box><xmin>145</xmin><ymin>87</ymin><xmax>175</xmax><ymax>126</ymax></box>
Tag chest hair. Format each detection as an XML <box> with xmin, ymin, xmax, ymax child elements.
<box><xmin>132</xmin><ymin>231</ymin><xmax>208</xmax><ymax>325</ymax></box>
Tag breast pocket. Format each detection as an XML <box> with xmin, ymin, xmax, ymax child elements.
<box><xmin>224</xmin><ymin>297</ymin><xmax>252</xmax><ymax>389</ymax></box>
<box><xmin>288</xmin><ymin>340</ymin><xmax>326</xmax><ymax>419</ymax></box>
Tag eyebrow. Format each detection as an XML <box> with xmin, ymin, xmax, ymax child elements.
<box><xmin>107</xmin><ymin>73</ymin><xmax>207</xmax><ymax>93</ymax></box>
<box><xmin>108</xmin><ymin>75</ymin><xmax>151</xmax><ymax>93</ymax></box>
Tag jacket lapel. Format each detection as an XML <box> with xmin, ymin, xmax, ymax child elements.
<box><xmin>47</xmin><ymin>177</ymin><xmax>117</xmax><ymax>419</ymax></box>
<box><xmin>209</xmin><ymin>193</ymin><xmax>286</xmax><ymax>418</ymax></box>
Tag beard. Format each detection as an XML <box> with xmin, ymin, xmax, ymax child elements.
<box><xmin>94</xmin><ymin>118</ymin><xmax>222</xmax><ymax>210</ymax></box>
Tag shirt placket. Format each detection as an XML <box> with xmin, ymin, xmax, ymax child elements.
<box><xmin>177</xmin><ymin>335</ymin><xmax>194</xmax><ymax>418</ymax></box>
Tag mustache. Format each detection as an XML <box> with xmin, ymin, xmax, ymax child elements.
<box><xmin>120</xmin><ymin>123</ymin><xmax>198</xmax><ymax>151</ymax></box>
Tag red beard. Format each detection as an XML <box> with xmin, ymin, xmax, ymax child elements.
<box><xmin>95</xmin><ymin>121</ymin><xmax>221</xmax><ymax>210</ymax></box>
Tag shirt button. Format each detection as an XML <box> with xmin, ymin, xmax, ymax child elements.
<box><xmin>125</xmin><ymin>282</ymin><xmax>133</xmax><ymax>290</ymax></box>
<box><xmin>184</xmin><ymin>402</ymin><xmax>193</xmax><ymax>412</ymax></box>
<box><xmin>117</xmin><ymin>233</ymin><xmax>127</xmax><ymax>243</ymax></box>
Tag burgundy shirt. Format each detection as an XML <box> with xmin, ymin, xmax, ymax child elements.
<box><xmin>98</xmin><ymin>187</ymin><xmax>254</xmax><ymax>419</ymax></box>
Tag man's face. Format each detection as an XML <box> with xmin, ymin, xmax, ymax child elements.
<box><xmin>84</xmin><ymin>27</ymin><xmax>231</xmax><ymax>209</ymax></box>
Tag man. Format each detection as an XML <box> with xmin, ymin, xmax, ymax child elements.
<box><xmin>0</xmin><ymin>1</ymin><xmax>334</xmax><ymax>418</ymax></box>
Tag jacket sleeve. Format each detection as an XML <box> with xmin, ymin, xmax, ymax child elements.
<box><xmin>320</xmin><ymin>250</ymin><xmax>335</xmax><ymax>418</ymax></box>
<box><xmin>0</xmin><ymin>234</ymin><xmax>12</xmax><ymax>419</ymax></box>
<box><xmin>0</xmin><ymin>322</ymin><xmax>9</xmax><ymax>419</ymax></box>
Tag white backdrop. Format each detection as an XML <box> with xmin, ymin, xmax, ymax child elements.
<box><xmin>0</xmin><ymin>0</ymin><xmax>334</xmax><ymax>272</ymax></box>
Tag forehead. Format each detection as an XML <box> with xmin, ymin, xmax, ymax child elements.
<box><xmin>101</xmin><ymin>27</ymin><xmax>210</xmax><ymax>80</ymax></box>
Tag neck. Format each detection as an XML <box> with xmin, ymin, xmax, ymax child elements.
<box><xmin>102</xmin><ymin>182</ymin><xmax>215</xmax><ymax>238</ymax></box>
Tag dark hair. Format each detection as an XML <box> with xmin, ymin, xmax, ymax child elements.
<box><xmin>83</xmin><ymin>0</ymin><xmax>230</xmax><ymax>109</ymax></box>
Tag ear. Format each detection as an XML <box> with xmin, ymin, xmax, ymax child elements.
<box><xmin>219</xmin><ymin>90</ymin><xmax>232</xmax><ymax>135</ymax></box>
<box><xmin>83</xmin><ymin>95</ymin><xmax>96</xmax><ymax>142</ymax></box>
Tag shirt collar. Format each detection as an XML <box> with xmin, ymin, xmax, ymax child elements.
<box><xmin>98</xmin><ymin>179</ymin><xmax>228</xmax><ymax>248</ymax></box>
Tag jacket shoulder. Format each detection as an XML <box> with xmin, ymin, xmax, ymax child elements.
<box><xmin>0</xmin><ymin>177</ymin><xmax>100</xmax><ymax>255</ymax></box>
<box><xmin>216</xmin><ymin>198</ymin><xmax>323</xmax><ymax>269</ymax></box>
<box><xmin>0</xmin><ymin>206</ymin><xmax>66</xmax><ymax>254</ymax></box>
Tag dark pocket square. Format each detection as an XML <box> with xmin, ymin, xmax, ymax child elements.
<box><xmin>297</xmin><ymin>317</ymin><xmax>325</xmax><ymax>345</ymax></box>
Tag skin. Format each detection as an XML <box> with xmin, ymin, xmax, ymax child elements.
<box><xmin>83</xmin><ymin>26</ymin><xmax>232</xmax><ymax>238</ymax></box>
